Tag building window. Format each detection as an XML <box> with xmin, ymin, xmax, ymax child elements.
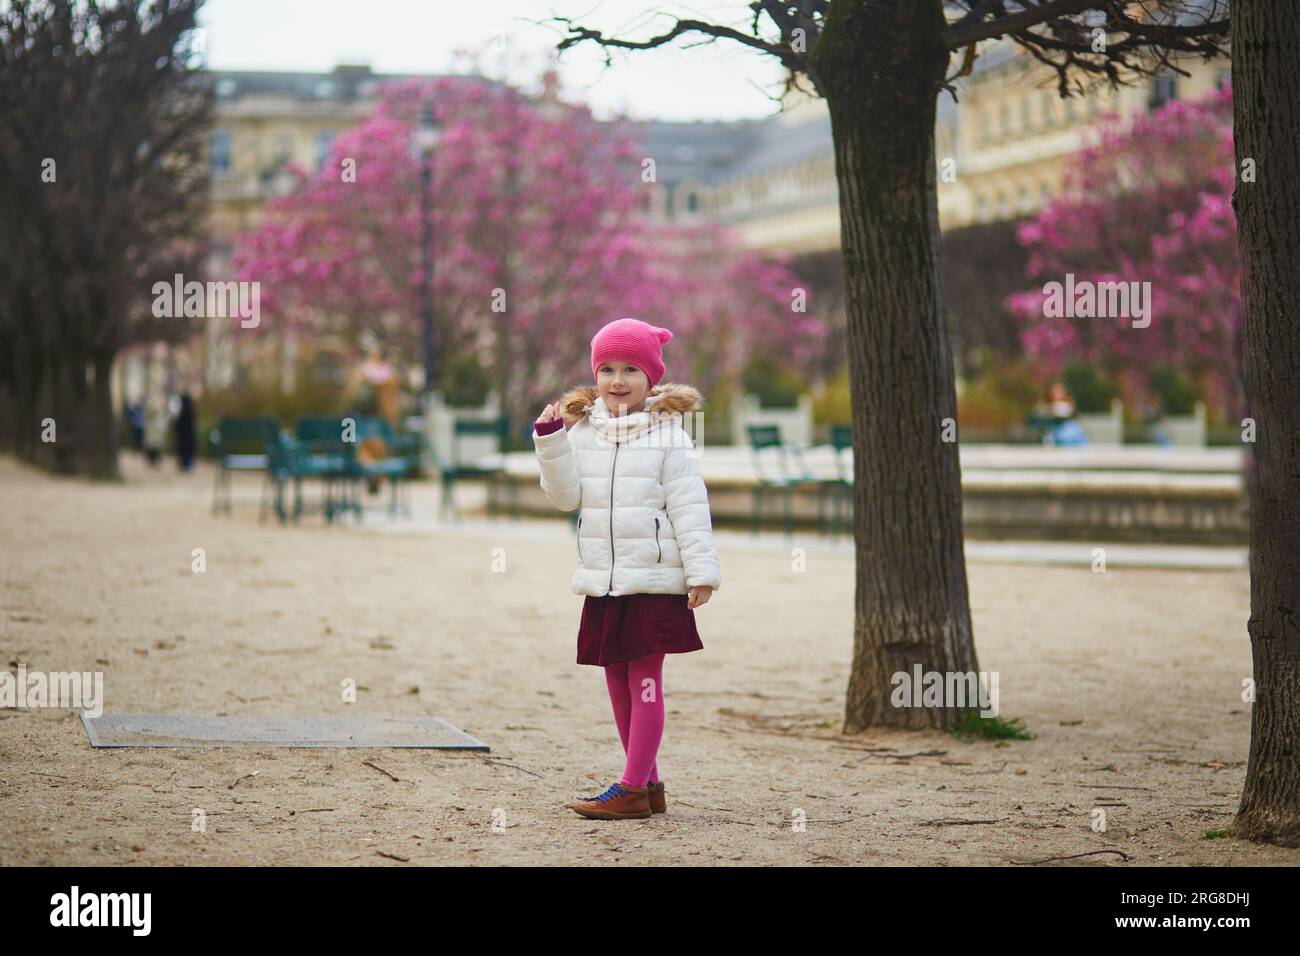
<box><xmin>976</xmin><ymin>194</ymin><xmax>989</xmax><ymax>222</ymax></box>
<box><xmin>641</xmin><ymin>183</ymin><xmax>666</xmax><ymax>218</ymax></box>
<box><xmin>1039</xmin><ymin>182</ymin><xmax>1053</xmax><ymax>207</ymax></box>
<box><xmin>315</xmin><ymin>131</ymin><xmax>336</xmax><ymax>169</ymax></box>
<box><xmin>1150</xmin><ymin>72</ymin><xmax>1178</xmax><ymax>109</ymax></box>
<box><xmin>672</xmin><ymin>182</ymin><xmax>705</xmax><ymax>218</ymax></box>
<box><xmin>1021</xmin><ymin>95</ymin><xmax>1033</xmax><ymax>132</ymax></box>
<box><xmin>1018</xmin><ymin>185</ymin><xmax>1032</xmax><ymax>215</ymax></box>
<box><xmin>1041</xmin><ymin>91</ymin><xmax>1055</xmax><ymax>127</ymax></box>
<box><xmin>995</xmin><ymin>192</ymin><xmax>1010</xmax><ymax>219</ymax></box>
<box><xmin>1216</xmin><ymin>68</ymin><xmax>1231</xmax><ymax>91</ymax></box>
<box><xmin>211</xmin><ymin>129</ymin><xmax>231</xmax><ymax>177</ymax></box>
<box><xmin>1064</xmin><ymin>95</ymin><xmax>1076</xmax><ymax>122</ymax></box>
<box><xmin>979</xmin><ymin>108</ymin><xmax>991</xmax><ymax>142</ymax></box>
<box><xmin>999</xmin><ymin>101</ymin><xmax>1011</xmax><ymax>138</ymax></box>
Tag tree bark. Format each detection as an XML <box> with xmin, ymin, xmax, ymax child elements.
<box><xmin>812</xmin><ymin>0</ymin><xmax>978</xmax><ymax>732</ymax></box>
<box><xmin>1231</xmin><ymin>0</ymin><xmax>1300</xmax><ymax>848</ymax></box>
<box><xmin>89</xmin><ymin>349</ymin><xmax>122</xmax><ymax>480</ymax></box>
<box><xmin>6</xmin><ymin>336</ymin><xmax>38</xmax><ymax>461</ymax></box>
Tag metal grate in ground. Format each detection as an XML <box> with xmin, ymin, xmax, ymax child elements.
<box><xmin>80</xmin><ymin>713</ymin><xmax>490</xmax><ymax>750</ymax></box>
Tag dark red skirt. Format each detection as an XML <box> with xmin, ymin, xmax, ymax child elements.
<box><xmin>577</xmin><ymin>593</ymin><xmax>704</xmax><ymax>667</ymax></box>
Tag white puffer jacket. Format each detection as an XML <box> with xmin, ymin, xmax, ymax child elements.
<box><xmin>532</xmin><ymin>382</ymin><xmax>722</xmax><ymax>597</ymax></box>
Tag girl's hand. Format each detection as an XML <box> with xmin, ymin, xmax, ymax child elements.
<box><xmin>537</xmin><ymin>401</ymin><xmax>561</xmax><ymax>424</ymax></box>
<box><xmin>687</xmin><ymin>585</ymin><xmax>713</xmax><ymax>609</ymax></box>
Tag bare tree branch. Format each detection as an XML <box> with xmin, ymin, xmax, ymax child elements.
<box><xmin>552</xmin><ymin>14</ymin><xmax>786</xmax><ymax>61</ymax></box>
<box><xmin>550</xmin><ymin>2</ymin><xmax>1228</xmax><ymax>107</ymax></box>
<box><xmin>946</xmin><ymin>0</ymin><xmax>1229</xmax><ymax>59</ymax></box>
<box><xmin>947</xmin><ymin>0</ymin><xmax>1102</xmax><ymax>49</ymax></box>
<box><xmin>549</xmin><ymin>1</ymin><xmax>830</xmax><ymax>97</ymax></box>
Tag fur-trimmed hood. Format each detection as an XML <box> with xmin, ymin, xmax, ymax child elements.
<box><xmin>555</xmin><ymin>382</ymin><xmax>704</xmax><ymax>429</ymax></box>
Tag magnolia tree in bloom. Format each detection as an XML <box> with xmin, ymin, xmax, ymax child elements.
<box><xmin>233</xmin><ymin>71</ymin><xmax>822</xmax><ymax>437</ymax></box>
<box><xmin>1006</xmin><ymin>84</ymin><xmax>1238</xmax><ymax>413</ymax></box>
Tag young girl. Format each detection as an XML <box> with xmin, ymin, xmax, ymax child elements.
<box><xmin>532</xmin><ymin>317</ymin><xmax>721</xmax><ymax>820</ymax></box>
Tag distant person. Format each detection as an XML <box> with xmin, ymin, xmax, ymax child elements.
<box><xmin>127</xmin><ymin>402</ymin><xmax>145</xmax><ymax>451</ymax></box>
<box><xmin>1041</xmin><ymin>381</ymin><xmax>1089</xmax><ymax>446</ymax></box>
<box><xmin>142</xmin><ymin>380</ymin><xmax>172</xmax><ymax>467</ymax></box>
<box><xmin>173</xmin><ymin>391</ymin><xmax>196</xmax><ymax>472</ymax></box>
<box><xmin>1149</xmin><ymin>401</ymin><xmax>1174</xmax><ymax>447</ymax></box>
<box><xmin>341</xmin><ymin>336</ymin><xmax>402</xmax><ymax>494</ymax></box>
<box><xmin>1047</xmin><ymin>381</ymin><xmax>1075</xmax><ymax>419</ymax></box>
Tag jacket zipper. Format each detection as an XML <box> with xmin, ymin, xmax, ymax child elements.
<box><xmin>576</xmin><ymin>516</ymin><xmax>582</xmax><ymax>563</ymax></box>
<box><xmin>655</xmin><ymin>518</ymin><xmax>661</xmax><ymax>563</ymax></box>
<box><xmin>607</xmin><ymin>443</ymin><xmax>619</xmax><ymax>594</ymax></box>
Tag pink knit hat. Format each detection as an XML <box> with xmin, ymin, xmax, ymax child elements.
<box><xmin>590</xmin><ymin>318</ymin><xmax>674</xmax><ymax>388</ymax></box>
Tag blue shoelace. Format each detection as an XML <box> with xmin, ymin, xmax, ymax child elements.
<box><xmin>586</xmin><ymin>783</ymin><xmax>626</xmax><ymax>803</ymax></box>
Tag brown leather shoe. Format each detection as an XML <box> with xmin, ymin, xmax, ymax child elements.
<box><xmin>570</xmin><ymin>782</ymin><xmax>651</xmax><ymax>819</ymax></box>
<box><xmin>648</xmin><ymin>781</ymin><xmax>666</xmax><ymax>814</ymax></box>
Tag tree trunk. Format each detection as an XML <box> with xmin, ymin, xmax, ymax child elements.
<box><xmin>1231</xmin><ymin>0</ymin><xmax>1300</xmax><ymax>848</ymax></box>
<box><xmin>59</xmin><ymin>352</ymin><xmax>88</xmax><ymax>475</ymax></box>
<box><xmin>812</xmin><ymin>0</ymin><xmax>978</xmax><ymax>732</ymax></box>
<box><xmin>88</xmin><ymin>348</ymin><xmax>121</xmax><ymax>480</ymax></box>
<box><xmin>6</xmin><ymin>337</ymin><xmax>37</xmax><ymax>460</ymax></box>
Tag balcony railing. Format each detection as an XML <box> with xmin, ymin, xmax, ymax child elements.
<box><xmin>210</xmin><ymin>168</ymin><xmax>298</xmax><ymax>202</ymax></box>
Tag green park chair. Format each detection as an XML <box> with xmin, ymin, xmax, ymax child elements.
<box><xmin>430</xmin><ymin>417</ymin><xmax>518</xmax><ymax>521</ymax></box>
<box><xmin>820</xmin><ymin>424</ymin><xmax>854</xmax><ymax>539</ymax></box>
<box><xmin>746</xmin><ymin>424</ymin><xmax>821</xmax><ymax>538</ymax></box>
<box><xmin>291</xmin><ymin>416</ymin><xmax>353</xmax><ymax>523</ymax></box>
<box><xmin>209</xmin><ymin>417</ymin><xmax>281</xmax><ymax>520</ymax></box>
<box><xmin>263</xmin><ymin>429</ymin><xmax>301</xmax><ymax>525</ymax></box>
<box><xmin>1025</xmin><ymin>411</ymin><xmax>1055</xmax><ymax>443</ymax></box>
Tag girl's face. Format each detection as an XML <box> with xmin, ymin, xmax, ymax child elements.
<box><xmin>596</xmin><ymin>359</ymin><xmax>650</xmax><ymax>416</ymax></box>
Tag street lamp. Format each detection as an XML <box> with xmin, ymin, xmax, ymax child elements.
<box><xmin>410</xmin><ymin>101</ymin><xmax>442</xmax><ymax>398</ymax></box>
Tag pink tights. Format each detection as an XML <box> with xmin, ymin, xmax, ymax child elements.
<box><xmin>603</xmin><ymin>652</ymin><xmax>666</xmax><ymax>787</ymax></box>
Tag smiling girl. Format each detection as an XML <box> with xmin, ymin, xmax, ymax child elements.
<box><xmin>532</xmin><ymin>318</ymin><xmax>721</xmax><ymax>820</ymax></box>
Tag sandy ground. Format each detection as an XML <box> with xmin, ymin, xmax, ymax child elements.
<box><xmin>0</xmin><ymin>451</ymin><xmax>1294</xmax><ymax>867</ymax></box>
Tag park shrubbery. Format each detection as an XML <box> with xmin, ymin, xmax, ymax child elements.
<box><xmin>742</xmin><ymin>355</ymin><xmax>807</xmax><ymax>408</ymax></box>
<box><xmin>1060</xmin><ymin>361</ymin><xmax>1116</xmax><ymax>414</ymax></box>
<box><xmin>812</xmin><ymin>365</ymin><xmax>852</xmax><ymax>427</ymax></box>
<box><xmin>197</xmin><ymin>362</ymin><xmax>345</xmax><ymax>456</ymax></box>
<box><xmin>956</xmin><ymin>359</ymin><xmax>1042</xmax><ymax>432</ymax></box>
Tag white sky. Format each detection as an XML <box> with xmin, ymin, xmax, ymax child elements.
<box><xmin>197</xmin><ymin>0</ymin><xmax>792</xmax><ymax>122</ymax></box>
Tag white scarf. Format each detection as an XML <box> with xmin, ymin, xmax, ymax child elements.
<box><xmin>585</xmin><ymin>392</ymin><xmax>673</xmax><ymax>445</ymax></box>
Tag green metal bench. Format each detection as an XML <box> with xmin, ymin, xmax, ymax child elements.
<box><xmin>430</xmin><ymin>417</ymin><xmax>518</xmax><ymax>521</ymax></box>
<box><xmin>820</xmin><ymin>423</ymin><xmax>854</xmax><ymax>539</ymax></box>
<box><xmin>209</xmin><ymin>417</ymin><xmax>281</xmax><ymax>521</ymax></box>
<box><xmin>264</xmin><ymin>430</ymin><xmax>302</xmax><ymax>525</ymax></box>
<box><xmin>747</xmin><ymin>424</ymin><xmax>821</xmax><ymax>537</ymax></box>
<box><xmin>289</xmin><ymin>417</ymin><xmax>353</xmax><ymax>523</ymax></box>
